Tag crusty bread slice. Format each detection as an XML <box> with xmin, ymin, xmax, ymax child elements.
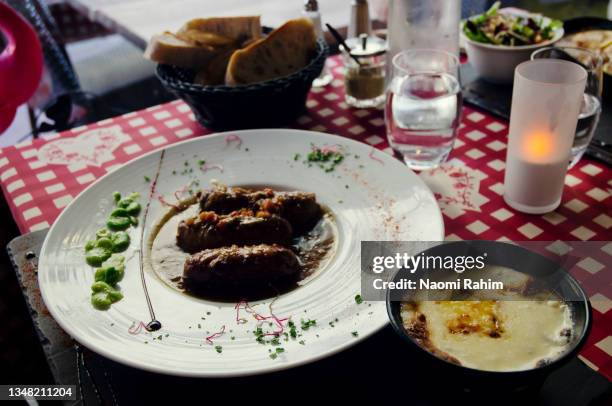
<box><xmin>225</xmin><ymin>18</ymin><xmax>317</xmax><ymax>85</ymax></box>
<box><xmin>145</xmin><ymin>16</ymin><xmax>261</xmax><ymax>70</ymax></box>
<box><xmin>178</xmin><ymin>16</ymin><xmax>262</xmax><ymax>43</ymax></box>
<box><xmin>144</xmin><ymin>32</ymin><xmax>217</xmax><ymax>68</ymax></box>
<box><xmin>194</xmin><ymin>48</ymin><xmax>236</xmax><ymax>85</ymax></box>
<box><xmin>176</xmin><ymin>30</ymin><xmax>237</xmax><ymax>48</ymax></box>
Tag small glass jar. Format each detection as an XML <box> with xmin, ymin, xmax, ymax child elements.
<box><xmin>342</xmin><ymin>34</ymin><xmax>386</xmax><ymax>108</ymax></box>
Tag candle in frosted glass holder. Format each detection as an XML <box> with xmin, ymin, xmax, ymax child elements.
<box><xmin>504</xmin><ymin>60</ymin><xmax>587</xmax><ymax>214</ymax></box>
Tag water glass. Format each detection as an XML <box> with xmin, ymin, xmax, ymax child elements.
<box><xmin>531</xmin><ymin>47</ymin><xmax>603</xmax><ymax>168</ymax></box>
<box><xmin>385</xmin><ymin>49</ymin><xmax>462</xmax><ymax>170</ymax></box>
<box><xmin>386</xmin><ymin>0</ymin><xmax>461</xmax><ymax>64</ymax></box>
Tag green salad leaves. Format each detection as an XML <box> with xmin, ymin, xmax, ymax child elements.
<box><xmin>463</xmin><ymin>1</ymin><xmax>562</xmax><ymax>46</ymax></box>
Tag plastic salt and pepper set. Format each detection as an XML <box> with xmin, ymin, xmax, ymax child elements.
<box><xmin>302</xmin><ymin>0</ymin><xmax>589</xmax><ymax>215</ymax></box>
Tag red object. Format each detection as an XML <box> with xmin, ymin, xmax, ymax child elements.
<box><xmin>0</xmin><ymin>2</ymin><xmax>44</xmax><ymax>133</ymax></box>
<box><xmin>0</xmin><ymin>56</ymin><xmax>610</xmax><ymax>379</ymax></box>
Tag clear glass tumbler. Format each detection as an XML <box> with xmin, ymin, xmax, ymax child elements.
<box><xmin>385</xmin><ymin>49</ymin><xmax>462</xmax><ymax>170</ymax></box>
<box><xmin>531</xmin><ymin>47</ymin><xmax>603</xmax><ymax>168</ymax></box>
<box><xmin>386</xmin><ymin>0</ymin><xmax>461</xmax><ymax>62</ymax></box>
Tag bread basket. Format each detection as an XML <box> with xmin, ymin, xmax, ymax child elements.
<box><xmin>156</xmin><ymin>38</ymin><xmax>328</xmax><ymax>131</ymax></box>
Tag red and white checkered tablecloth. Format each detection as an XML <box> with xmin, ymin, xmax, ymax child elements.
<box><xmin>0</xmin><ymin>56</ymin><xmax>610</xmax><ymax>379</ymax></box>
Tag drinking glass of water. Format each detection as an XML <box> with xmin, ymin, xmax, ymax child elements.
<box><xmin>531</xmin><ymin>47</ymin><xmax>603</xmax><ymax>168</ymax></box>
<box><xmin>385</xmin><ymin>49</ymin><xmax>462</xmax><ymax>170</ymax></box>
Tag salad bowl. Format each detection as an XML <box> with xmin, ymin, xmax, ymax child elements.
<box><xmin>462</xmin><ymin>3</ymin><xmax>564</xmax><ymax>83</ymax></box>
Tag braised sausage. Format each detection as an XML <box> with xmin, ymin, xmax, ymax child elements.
<box><xmin>176</xmin><ymin>209</ymin><xmax>292</xmax><ymax>253</ymax></box>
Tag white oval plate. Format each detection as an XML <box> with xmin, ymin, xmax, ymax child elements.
<box><xmin>39</xmin><ymin>129</ymin><xmax>443</xmax><ymax>377</ymax></box>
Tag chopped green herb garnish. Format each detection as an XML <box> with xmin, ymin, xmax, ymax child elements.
<box><xmin>144</xmin><ymin>175</ymin><xmax>151</xmax><ymax>182</ymax></box>
<box><xmin>254</xmin><ymin>327</ymin><xmax>265</xmax><ymax>344</ymax></box>
<box><xmin>351</xmin><ymin>331</ymin><xmax>359</xmax><ymax>337</ymax></box>
<box><xmin>301</xmin><ymin>319</ymin><xmax>317</xmax><ymax>330</ymax></box>
<box><xmin>305</xmin><ymin>145</ymin><xmax>345</xmax><ymax>172</ymax></box>
<box><xmin>355</xmin><ymin>294</ymin><xmax>363</xmax><ymax>304</ymax></box>
<box><xmin>215</xmin><ymin>345</ymin><xmax>223</xmax><ymax>353</ymax></box>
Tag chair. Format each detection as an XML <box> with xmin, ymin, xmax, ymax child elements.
<box><xmin>4</xmin><ymin>0</ymin><xmax>162</xmax><ymax>139</ymax></box>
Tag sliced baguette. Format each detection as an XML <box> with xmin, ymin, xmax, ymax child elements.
<box><xmin>144</xmin><ymin>32</ymin><xmax>218</xmax><ymax>69</ymax></box>
<box><xmin>178</xmin><ymin>16</ymin><xmax>262</xmax><ymax>43</ymax></box>
<box><xmin>194</xmin><ymin>48</ymin><xmax>236</xmax><ymax>85</ymax></box>
<box><xmin>175</xmin><ymin>30</ymin><xmax>237</xmax><ymax>48</ymax></box>
<box><xmin>225</xmin><ymin>18</ymin><xmax>317</xmax><ymax>85</ymax></box>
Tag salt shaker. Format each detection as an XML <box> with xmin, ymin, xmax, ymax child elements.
<box><xmin>302</xmin><ymin>0</ymin><xmax>332</xmax><ymax>87</ymax></box>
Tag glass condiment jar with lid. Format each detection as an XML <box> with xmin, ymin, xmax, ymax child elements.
<box><xmin>342</xmin><ymin>33</ymin><xmax>386</xmax><ymax>108</ymax></box>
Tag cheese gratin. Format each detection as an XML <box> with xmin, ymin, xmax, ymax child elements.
<box><xmin>401</xmin><ymin>299</ymin><xmax>573</xmax><ymax>371</ymax></box>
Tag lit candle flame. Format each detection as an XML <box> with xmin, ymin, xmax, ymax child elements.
<box><xmin>523</xmin><ymin>131</ymin><xmax>554</xmax><ymax>162</ymax></box>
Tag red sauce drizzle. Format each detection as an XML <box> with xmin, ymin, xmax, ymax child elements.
<box><xmin>200</xmin><ymin>163</ymin><xmax>224</xmax><ymax>173</ymax></box>
<box><xmin>225</xmin><ymin>134</ymin><xmax>243</xmax><ymax>148</ymax></box>
<box><xmin>312</xmin><ymin>143</ymin><xmax>342</xmax><ymax>154</ymax></box>
<box><xmin>157</xmin><ymin>194</ymin><xmax>180</xmax><ymax>210</ymax></box>
<box><xmin>205</xmin><ymin>325</ymin><xmax>226</xmax><ymax>345</ymax></box>
<box><xmin>128</xmin><ymin>321</ymin><xmax>147</xmax><ymax>335</ymax></box>
<box><xmin>235</xmin><ymin>300</ymin><xmax>290</xmax><ymax>337</ymax></box>
<box><xmin>368</xmin><ymin>148</ymin><xmax>384</xmax><ymax>165</ymax></box>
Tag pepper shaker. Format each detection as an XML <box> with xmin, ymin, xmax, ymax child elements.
<box><xmin>348</xmin><ymin>0</ymin><xmax>372</xmax><ymax>38</ymax></box>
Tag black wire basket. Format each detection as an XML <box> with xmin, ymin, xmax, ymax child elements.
<box><xmin>156</xmin><ymin>38</ymin><xmax>328</xmax><ymax>131</ymax></box>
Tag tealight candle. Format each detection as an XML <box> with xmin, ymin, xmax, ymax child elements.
<box><xmin>504</xmin><ymin>60</ymin><xmax>587</xmax><ymax>214</ymax></box>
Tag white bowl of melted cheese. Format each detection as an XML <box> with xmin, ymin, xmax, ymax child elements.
<box><xmin>400</xmin><ymin>299</ymin><xmax>573</xmax><ymax>372</ymax></box>
<box><xmin>387</xmin><ymin>241</ymin><xmax>591</xmax><ymax>381</ymax></box>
